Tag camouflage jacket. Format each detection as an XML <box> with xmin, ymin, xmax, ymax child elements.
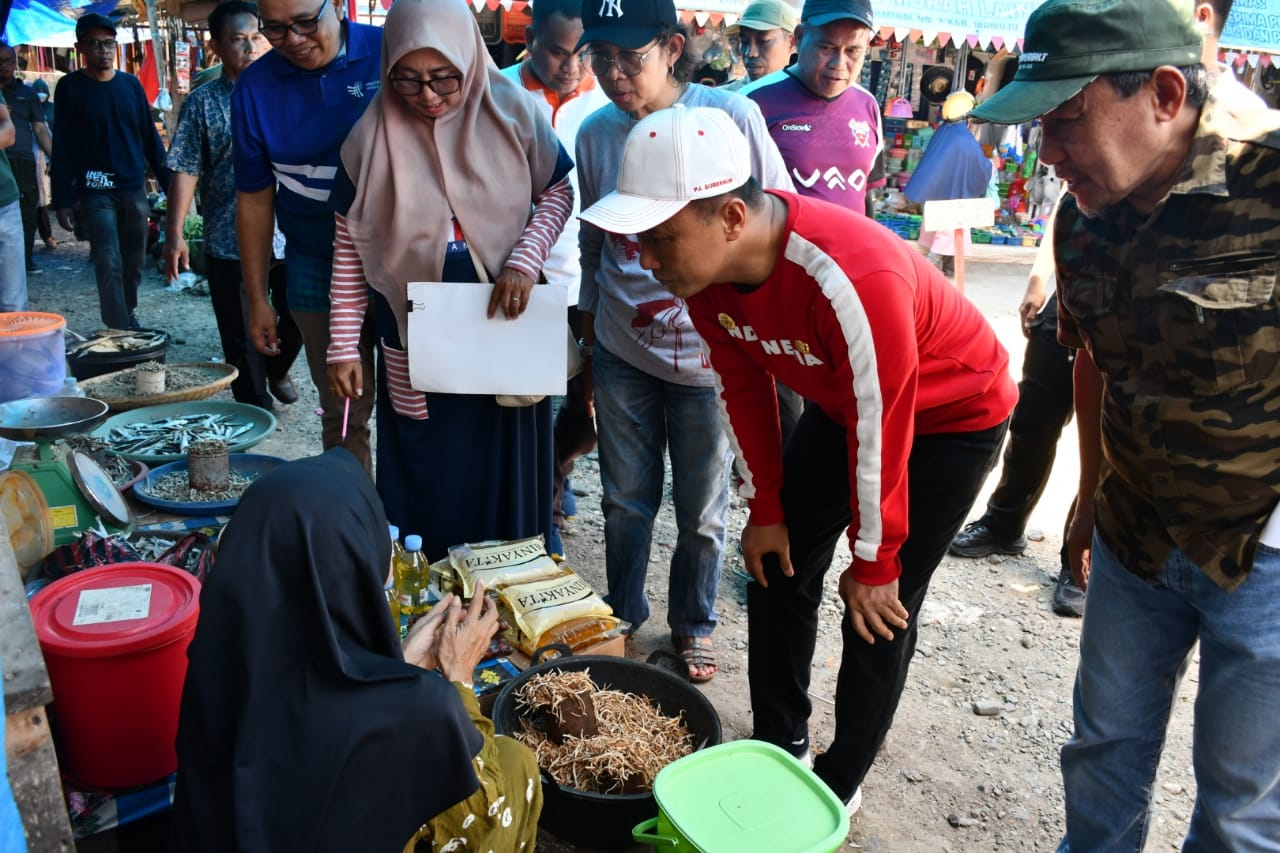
<box><xmin>1055</xmin><ymin>90</ymin><xmax>1280</xmax><ymax>591</ymax></box>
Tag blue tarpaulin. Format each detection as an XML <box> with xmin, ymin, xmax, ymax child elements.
<box><xmin>3</xmin><ymin>0</ymin><xmax>122</xmax><ymax>48</ymax></box>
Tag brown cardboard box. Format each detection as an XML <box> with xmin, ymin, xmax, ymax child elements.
<box><xmin>506</xmin><ymin>631</ymin><xmax>628</xmax><ymax>671</ymax></box>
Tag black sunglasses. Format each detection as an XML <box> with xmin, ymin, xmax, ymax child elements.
<box><xmin>259</xmin><ymin>0</ymin><xmax>329</xmax><ymax>41</ymax></box>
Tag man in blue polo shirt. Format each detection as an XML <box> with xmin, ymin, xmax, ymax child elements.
<box><xmin>233</xmin><ymin>0</ymin><xmax>378</xmax><ymax>470</ymax></box>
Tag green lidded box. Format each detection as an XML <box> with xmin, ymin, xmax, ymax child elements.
<box><xmin>632</xmin><ymin>740</ymin><xmax>849</xmax><ymax>852</ymax></box>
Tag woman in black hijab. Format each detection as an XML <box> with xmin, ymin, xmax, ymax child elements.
<box><xmin>170</xmin><ymin>449</ymin><xmax>542</xmax><ymax>852</ymax></box>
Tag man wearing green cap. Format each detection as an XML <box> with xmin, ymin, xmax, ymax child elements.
<box><xmin>972</xmin><ymin>0</ymin><xmax>1280</xmax><ymax>849</ymax></box>
<box><xmin>723</xmin><ymin>0</ymin><xmax>798</xmax><ymax>92</ymax></box>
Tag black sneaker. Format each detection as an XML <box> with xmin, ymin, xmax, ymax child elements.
<box><xmin>948</xmin><ymin>521</ymin><xmax>1028</xmax><ymax>557</ymax></box>
<box><xmin>1052</xmin><ymin>566</ymin><xmax>1086</xmax><ymax>617</ymax></box>
<box><xmin>25</xmin><ymin>263</ymin><xmax>41</xmax><ymax>275</ymax></box>
<box><xmin>128</xmin><ymin>313</ymin><xmax>143</xmax><ymax>331</ymax></box>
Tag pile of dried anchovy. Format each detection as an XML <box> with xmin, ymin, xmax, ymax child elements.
<box><xmin>87</xmin><ymin>364</ymin><xmax>215</xmax><ymax>399</ymax></box>
<box><xmin>514</xmin><ymin>669</ymin><xmax>693</xmax><ymax>794</ymax></box>
<box><xmin>106</xmin><ymin>412</ymin><xmax>255</xmax><ymax>456</ymax></box>
<box><xmin>145</xmin><ymin>470</ymin><xmax>257</xmax><ymax>503</ymax></box>
<box><xmin>66</xmin><ymin>329</ymin><xmax>167</xmax><ymax>355</ymax></box>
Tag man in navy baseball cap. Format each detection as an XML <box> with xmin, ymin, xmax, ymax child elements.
<box><xmin>74</xmin><ymin>13</ymin><xmax>117</xmax><ymax>41</ymax></box>
<box><xmin>799</xmin><ymin>0</ymin><xmax>872</xmax><ymax>29</ymax></box>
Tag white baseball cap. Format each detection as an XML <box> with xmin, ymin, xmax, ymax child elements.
<box><xmin>579</xmin><ymin>105</ymin><xmax>752</xmax><ymax>235</ymax></box>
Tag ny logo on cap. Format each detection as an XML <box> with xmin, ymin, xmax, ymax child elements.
<box><xmin>600</xmin><ymin>0</ymin><xmax>624</xmax><ymax>18</ymax></box>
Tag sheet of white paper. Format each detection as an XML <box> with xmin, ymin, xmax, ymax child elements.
<box><xmin>406</xmin><ymin>282</ymin><xmax>568</xmax><ymax>396</ymax></box>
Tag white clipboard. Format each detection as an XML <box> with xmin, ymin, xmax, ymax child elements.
<box><xmin>405</xmin><ymin>282</ymin><xmax>568</xmax><ymax>396</ymax></box>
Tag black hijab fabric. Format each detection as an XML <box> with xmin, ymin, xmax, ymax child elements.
<box><xmin>170</xmin><ymin>449</ymin><xmax>482</xmax><ymax>852</ymax></box>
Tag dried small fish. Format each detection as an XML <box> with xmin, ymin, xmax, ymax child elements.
<box><xmin>146</xmin><ymin>470</ymin><xmax>257</xmax><ymax>503</ymax></box>
<box><xmin>66</xmin><ymin>329</ymin><xmax>168</xmax><ymax>356</ymax></box>
<box><xmin>106</xmin><ymin>412</ymin><xmax>256</xmax><ymax>456</ymax></box>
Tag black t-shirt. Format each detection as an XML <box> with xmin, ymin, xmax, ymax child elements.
<box><xmin>1</xmin><ymin>79</ymin><xmax>44</xmax><ymax>161</ymax></box>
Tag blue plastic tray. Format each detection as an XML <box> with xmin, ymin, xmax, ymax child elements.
<box><xmin>131</xmin><ymin>453</ymin><xmax>286</xmax><ymax>515</ymax></box>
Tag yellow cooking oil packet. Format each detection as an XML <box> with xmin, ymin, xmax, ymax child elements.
<box><xmin>449</xmin><ymin>535</ymin><xmax>564</xmax><ymax>598</ymax></box>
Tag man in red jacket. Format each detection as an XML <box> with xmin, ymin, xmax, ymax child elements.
<box><xmin>582</xmin><ymin>106</ymin><xmax>1018</xmax><ymax>811</ymax></box>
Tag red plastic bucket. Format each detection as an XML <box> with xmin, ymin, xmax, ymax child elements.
<box><xmin>29</xmin><ymin>562</ymin><xmax>200</xmax><ymax>789</ymax></box>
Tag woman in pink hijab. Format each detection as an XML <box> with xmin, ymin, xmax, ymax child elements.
<box><xmin>327</xmin><ymin>0</ymin><xmax>573</xmax><ymax>560</ymax></box>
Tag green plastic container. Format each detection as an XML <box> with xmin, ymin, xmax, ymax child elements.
<box><xmin>632</xmin><ymin>741</ymin><xmax>848</xmax><ymax>853</ymax></box>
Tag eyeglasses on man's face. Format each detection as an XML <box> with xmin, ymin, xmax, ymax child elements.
<box><xmin>387</xmin><ymin>74</ymin><xmax>464</xmax><ymax>97</ymax></box>
<box><xmin>81</xmin><ymin>38</ymin><xmax>118</xmax><ymax>52</ymax></box>
<box><xmin>580</xmin><ymin>41</ymin><xmax>660</xmax><ymax>77</ymax></box>
<box><xmin>259</xmin><ymin>0</ymin><xmax>329</xmax><ymax>41</ymax></box>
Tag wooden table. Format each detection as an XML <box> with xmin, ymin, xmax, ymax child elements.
<box><xmin>1</xmin><ymin>515</ymin><xmax>75</xmax><ymax>852</ymax></box>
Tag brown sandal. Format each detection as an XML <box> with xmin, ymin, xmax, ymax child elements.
<box><xmin>672</xmin><ymin>634</ymin><xmax>717</xmax><ymax>684</ymax></box>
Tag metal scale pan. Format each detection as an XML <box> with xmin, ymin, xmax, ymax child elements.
<box><xmin>0</xmin><ymin>396</ymin><xmax>111</xmax><ymax>442</ymax></box>
<box><xmin>0</xmin><ymin>397</ymin><xmax>133</xmax><ymax>536</ymax></box>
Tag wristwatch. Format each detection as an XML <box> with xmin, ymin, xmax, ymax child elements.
<box><xmin>578</xmin><ymin>339</ymin><xmax>595</xmax><ymax>358</ymax></box>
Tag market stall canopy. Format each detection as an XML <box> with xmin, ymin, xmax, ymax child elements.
<box><xmin>2</xmin><ymin>0</ymin><xmax>143</xmax><ymax>48</ymax></box>
<box><xmin>865</xmin><ymin>0</ymin><xmax>1047</xmax><ymax>48</ymax></box>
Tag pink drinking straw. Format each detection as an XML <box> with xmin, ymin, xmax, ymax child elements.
<box><xmin>341</xmin><ymin>397</ymin><xmax>351</xmax><ymax>440</ymax></box>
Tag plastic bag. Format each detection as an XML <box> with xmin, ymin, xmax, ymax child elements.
<box><xmin>37</xmin><ymin>531</ymin><xmax>141</xmax><ymax>581</ymax></box>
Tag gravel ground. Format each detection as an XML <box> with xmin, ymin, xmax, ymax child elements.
<box><xmin>32</xmin><ymin>233</ymin><xmax>1197</xmax><ymax>853</ymax></box>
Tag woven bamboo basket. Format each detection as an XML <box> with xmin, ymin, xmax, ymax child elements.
<box><xmin>78</xmin><ymin>362</ymin><xmax>240</xmax><ymax>412</ymax></box>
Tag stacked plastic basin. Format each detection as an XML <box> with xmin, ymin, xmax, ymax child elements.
<box><xmin>0</xmin><ymin>312</ymin><xmax>66</xmax><ymax>403</ymax></box>
<box><xmin>876</xmin><ymin>212</ymin><xmax>922</xmax><ymax>241</ymax></box>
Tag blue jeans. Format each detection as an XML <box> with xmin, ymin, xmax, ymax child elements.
<box><xmin>0</xmin><ymin>200</ymin><xmax>26</xmax><ymax>311</ymax></box>
<box><xmin>81</xmin><ymin>188</ymin><xmax>149</xmax><ymax>329</ymax></box>
<box><xmin>592</xmin><ymin>344</ymin><xmax>732</xmax><ymax>637</ymax></box>
<box><xmin>1058</xmin><ymin>535</ymin><xmax>1280</xmax><ymax>852</ymax></box>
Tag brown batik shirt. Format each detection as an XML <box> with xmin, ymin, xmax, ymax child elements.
<box><xmin>1055</xmin><ymin>90</ymin><xmax>1280</xmax><ymax>591</ymax></box>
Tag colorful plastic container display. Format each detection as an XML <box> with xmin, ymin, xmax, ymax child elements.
<box><xmin>30</xmin><ymin>563</ymin><xmax>200</xmax><ymax>789</ymax></box>
<box><xmin>0</xmin><ymin>312</ymin><xmax>67</xmax><ymax>403</ymax></box>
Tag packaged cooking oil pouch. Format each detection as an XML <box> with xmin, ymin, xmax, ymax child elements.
<box><xmin>449</xmin><ymin>536</ymin><xmax>564</xmax><ymax>598</ymax></box>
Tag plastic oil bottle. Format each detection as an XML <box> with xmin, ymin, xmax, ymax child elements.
<box><xmin>397</xmin><ymin>534</ymin><xmax>430</xmax><ymax>622</ymax></box>
<box><xmin>386</xmin><ymin>526</ymin><xmax>404</xmax><ymax>636</ymax></box>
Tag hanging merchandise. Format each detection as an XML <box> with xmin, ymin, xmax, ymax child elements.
<box><xmin>173</xmin><ymin>38</ymin><xmax>190</xmax><ymax>95</ymax></box>
<box><xmin>919</xmin><ymin>65</ymin><xmax>953</xmax><ymax>105</ymax></box>
<box><xmin>142</xmin><ymin>0</ymin><xmax>171</xmax><ymax>111</ymax></box>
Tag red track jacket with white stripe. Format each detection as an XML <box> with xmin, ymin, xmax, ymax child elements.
<box><xmin>687</xmin><ymin>191</ymin><xmax>1018</xmax><ymax>585</ymax></box>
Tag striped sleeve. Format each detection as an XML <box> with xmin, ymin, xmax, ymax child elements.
<box><xmin>327</xmin><ymin>214</ymin><xmax>368</xmax><ymax>365</ymax></box>
<box><xmin>329</xmin><ymin>213</ymin><xmax>429</xmax><ymax>420</ymax></box>
<box><xmin>504</xmin><ymin>176</ymin><xmax>574</xmax><ymax>280</ymax></box>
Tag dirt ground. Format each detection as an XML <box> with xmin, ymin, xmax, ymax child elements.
<box><xmin>29</xmin><ymin>232</ymin><xmax>1198</xmax><ymax>853</ymax></box>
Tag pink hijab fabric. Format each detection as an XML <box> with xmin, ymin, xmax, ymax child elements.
<box><xmin>339</xmin><ymin>0</ymin><xmax>562</xmax><ymax>343</ymax></box>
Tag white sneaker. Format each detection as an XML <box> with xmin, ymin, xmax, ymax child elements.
<box><xmin>846</xmin><ymin>786</ymin><xmax>863</xmax><ymax>817</ymax></box>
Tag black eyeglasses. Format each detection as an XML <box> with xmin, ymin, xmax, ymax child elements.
<box><xmin>580</xmin><ymin>42</ymin><xmax>659</xmax><ymax>77</ymax></box>
<box><xmin>387</xmin><ymin>74</ymin><xmax>463</xmax><ymax>97</ymax></box>
<box><xmin>259</xmin><ymin>0</ymin><xmax>329</xmax><ymax>41</ymax></box>
<box><xmin>81</xmin><ymin>38</ymin><xmax>119</xmax><ymax>52</ymax></box>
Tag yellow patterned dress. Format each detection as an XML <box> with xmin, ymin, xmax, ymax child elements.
<box><xmin>403</xmin><ymin>683</ymin><xmax>543</xmax><ymax>852</ymax></box>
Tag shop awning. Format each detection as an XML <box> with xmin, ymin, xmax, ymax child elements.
<box><xmin>868</xmin><ymin>0</ymin><xmax>1046</xmax><ymax>48</ymax></box>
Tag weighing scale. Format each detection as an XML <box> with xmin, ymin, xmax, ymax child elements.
<box><xmin>0</xmin><ymin>397</ymin><xmax>134</xmax><ymax>551</ymax></box>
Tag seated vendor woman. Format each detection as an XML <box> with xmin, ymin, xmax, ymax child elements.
<box><xmin>169</xmin><ymin>449</ymin><xmax>542</xmax><ymax>852</ymax></box>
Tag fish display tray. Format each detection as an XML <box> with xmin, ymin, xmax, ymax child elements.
<box><xmin>132</xmin><ymin>454</ymin><xmax>286</xmax><ymax>515</ymax></box>
<box><xmin>77</xmin><ymin>362</ymin><xmax>240</xmax><ymax>412</ymax></box>
<box><xmin>88</xmin><ymin>401</ymin><xmax>276</xmax><ymax>464</ymax></box>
